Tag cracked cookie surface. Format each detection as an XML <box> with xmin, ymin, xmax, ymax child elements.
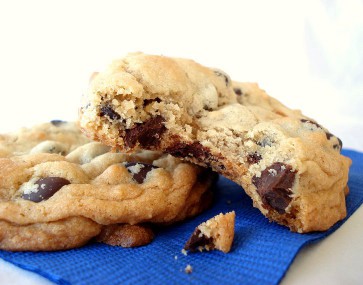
<box><xmin>79</xmin><ymin>52</ymin><xmax>351</xmax><ymax>232</ymax></box>
<box><xmin>0</xmin><ymin>122</ymin><xmax>216</xmax><ymax>251</ymax></box>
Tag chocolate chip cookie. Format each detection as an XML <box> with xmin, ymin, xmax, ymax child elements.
<box><xmin>0</xmin><ymin>122</ymin><xmax>216</xmax><ymax>251</ymax></box>
<box><xmin>184</xmin><ymin>211</ymin><xmax>235</xmax><ymax>253</ymax></box>
<box><xmin>79</xmin><ymin>52</ymin><xmax>351</xmax><ymax>233</ymax></box>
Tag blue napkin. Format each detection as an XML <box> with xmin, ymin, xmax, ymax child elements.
<box><xmin>1</xmin><ymin>149</ymin><xmax>362</xmax><ymax>285</ymax></box>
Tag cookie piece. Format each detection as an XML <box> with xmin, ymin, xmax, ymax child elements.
<box><xmin>96</xmin><ymin>224</ymin><xmax>154</xmax><ymax>247</ymax></box>
<box><xmin>79</xmin><ymin>52</ymin><xmax>351</xmax><ymax>232</ymax></box>
<box><xmin>0</xmin><ymin>122</ymin><xmax>216</xmax><ymax>251</ymax></box>
<box><xmin>184</xmin><ymin>211</ymin><xmax>235</xmax><ymax>253</ymax></box>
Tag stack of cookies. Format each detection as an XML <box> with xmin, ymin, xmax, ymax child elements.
<box><xmin>0</xmin><ymin>53</ymin><xmax>351</xmax><ymax>252</ymax></box>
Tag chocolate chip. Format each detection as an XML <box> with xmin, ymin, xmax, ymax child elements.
<box><xmin>217</xmin><ymin>164</ymin><xmax>226</xmax><ymax>171</ymax></box>
<box><xmin>252</xmin><ymin>163</ymin><xmax>296</xmax><ymax>214</ymax></box>
<box><xmin>184</xmin><ymin>229</ymin><xmax>214</xmax><ymax>252</ymax></box>
<box><xmin>326</xmin><ymin>132</ymin><xmax>333</xmax><ymax>140</ymax></box>
<box><xmin>300</xmin><ymin>119</ymin><xmax>322</xmax><ymax>129</ymax></box>
<box><xmin>166</xmin><ymin>142</ymin><xmax>211</xmax><ymax>161</ymax></box>
<box><xmin>125</xmin><ymin>162</ymin><xmax>158</xmax><ymax>183</ymax></box>
<box><xmin>22</xmin><ymin>177</ymin><xmax>71</xmax><ymax>202</ymax></box>
<box><xmin>100</xmin><ymin>104</ymin><xmax>121</xmax><ymax>120</ymax></box>
<box><xmin>124</xmin><ymin>116</ymin><xmax>166</xmax><ymax>148</ymax></box>
<box><xmin>50</xmin><ymin>120</ymin><xmax>66</xmax><ymax>126</ymax></box>
<box><xmin>337</xmin><ymin>137</ymin><xmax>343</xmax><ymax>149</ymax></box>
<box><xmin>214</xmin><ymin>70</ymin><xmax>230</xmax><ymax>86</ymax></box>
<box><xmin>331</xmin><ymin>136</ymin><xmax>343</xmax><ymax>150</ymax></box>
<box><xmin>233</xmin><ymin>88</ymin><xmax>243</xmax><ymax>95</ymax></box>
<box><xmin>325</xmin><ymin>132</ymin><xmax>343</xmax><ymax>149</ymax></box>
<box><xmin>203</xmin><ymin>105</ymin><xmax>214</xmax><ymax>111</ymax></box>
<box><xmin>247</xmin><ymin>152</ymin><xmax>262</xmax><ymax>164</ymax></box>
<box><xmin>143</xmin><ymin>98</ymin><xmax>161</xmax><ymax>106</ymax></box>
<box><xmin>302</xmin><ymin>119</ymin><xmax>342</xmax><ymax>149</ymax></box>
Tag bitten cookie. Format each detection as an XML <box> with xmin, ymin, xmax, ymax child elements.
<box><xmin>184</xmin><ymin>211</ymin><xmax>235</xmax><ymax>253</ymax></box>
<box><xmin>0</xmin><ymin>122</ymin><xmax>216</xmax><ymax>251</ymax></box>
<box><xmin>79</xmin><ymin>52</ymin><xmax>351</xmax><ymax>233</ymax></box>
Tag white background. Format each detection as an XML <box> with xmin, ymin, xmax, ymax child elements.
<box><xmin>0</xmin><ymin>0</ymin><xmax>362</xmax><ymax>151</ymax></box>
<box><xmin>0</xmin><ymin>0</ymin><xmax>362</xmax><ymax>284</ymax></box>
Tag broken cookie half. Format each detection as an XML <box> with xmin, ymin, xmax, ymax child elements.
<box><xmin>79</xmin><ymin>53</ymin><xmax>351</xmax><ymax>233</ymax></box>
<box><xmin>184</xmin><ymin>211</ymin><xmax>235</xmax><ymax>253</ymax></box>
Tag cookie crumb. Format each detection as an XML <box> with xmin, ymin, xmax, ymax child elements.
<box><xmin>184</xmin><ymin>211</ymin><xmax>235</xmax><ymax>253</ymax></box>
<box><xmin>184</xmin><ymin>264</ymin><xmax>193</xmax><ymax>274</ymax></box>
<box><xmin>174</xmin><ymin>255</ymin><xmax>178</xmax><ymax>260</ymax></box>
<box><xmin>181</xmin><ymin>248</ymin><xmax>188</xmax><ymax>256</ymax></box>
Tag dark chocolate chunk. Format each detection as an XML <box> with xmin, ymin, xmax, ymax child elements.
<box><xmin>325</xmin><ymin>132</ymin><xmax>343</xmax><ymax>149</ymax></box>
<box><xmin>100</xmin><ymin>104</ymin><xmax>121</xmax><ymax>120</ymax></box>
<box><xmin>214</xmin><ymin>70</ymin><xmax>230</xmax><ymax>86</ymax></box>
<box><xmin>125</xmin><ymin>162</ymin><xmax>158</xmax><ymax>183</ymax></box>
<box><xmin>124</xmin><ymin>116</ymin><xmax>166</xmax><ymax>148</ymax></box>
<box><xmin>203</xmin><ymin>105</ymin><xmax>214</xmax><ymax>111</ymax></box>
<box><xmin>22</xmin><ymin>177</ymin><xmax>70</xmax><ymax>202</ymax></box>
<box><xmin>50</xmin><ymin>120</ymin><xmax>66</xmax><ymax>126</ymax></box>
<box><xmin>247</xmin><ymin>152</ymin><xmax>262</xmax><ymax>164</ymax></box>
<box><xmin>337</xmin><ymin>137</ymin><xmax>343</xmax><ymax>149</ymax></box>
<box><xmin>326</xmin><ymin>132</ymin><xmax>333</xmax><ymax>140</ymax></box>
<box><xmin>217</xmin><ymin>164</ymin><xmax>226</xmax><ymax>171</ymax></box>
<box><xmin>166</xmin><ymin>142</ymin><xmax>211</xmax><ymax>161</ymax></box>
<box><xmin>233</xmin><ymin>88</ymin><xmax>243</xmax><ymax>96</ymax></box>
<box><xmin>184</xmin><ymin>229</ymin><xmax>214</xmax><ymax>252</ymax></box>
<box><xmin>252</xmin><ymin>163</ymin><xmax>296</xmax><ymax>214</ymax></box>
<box><xmin>300</xmin><ymin>119</ymin><xmax>322</xmax><ymax>129</ymax></box>
<box><xmin>143</xmin><ymin>98</ymin><xmax>161</xmax><ymax>106</ymax></box>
